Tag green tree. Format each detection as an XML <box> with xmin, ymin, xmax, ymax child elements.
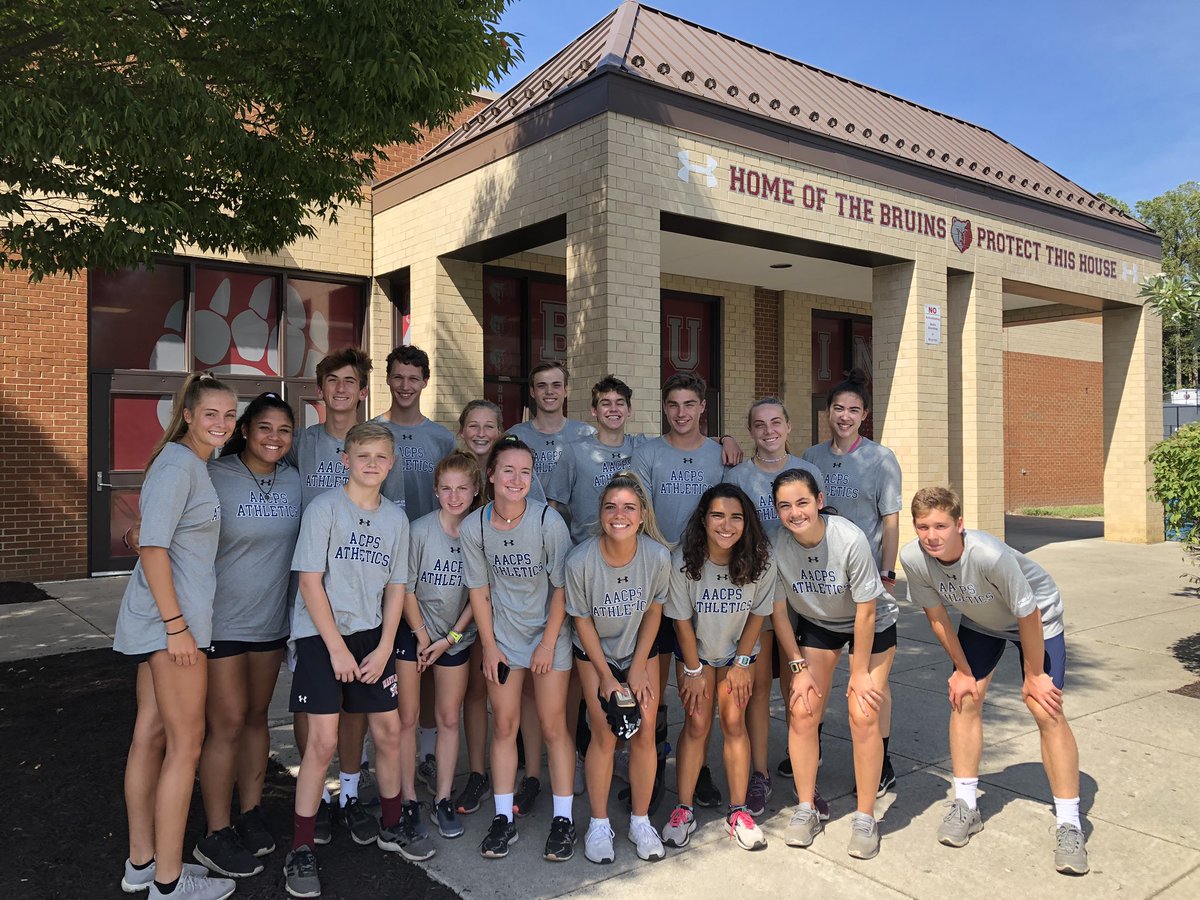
<box><xmin>0</xmin><ymin>1</ymin><xmax>519</xmax><ymax>280</ymax></box>
<box><xmin>1096</xmin><ymin>191</ymin><xmax>1133</xmax><ymax>217</ymax></box>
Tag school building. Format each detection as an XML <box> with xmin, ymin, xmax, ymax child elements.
<box><xmin>0</xmin><ymin>1</ymin><xmax>1162</xmax><ymax>582</ymax></box>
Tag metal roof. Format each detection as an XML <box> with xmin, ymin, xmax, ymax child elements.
<box><xmin>425</xmin><ymin>1</ymin><xmax>1149</xmax><ymax>234</ymax></box>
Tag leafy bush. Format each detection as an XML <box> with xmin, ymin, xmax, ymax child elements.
<box><xmin>1149</xmin><ymin>422</ymin><xmax>1200</xmax><ymax>544</ymax></box>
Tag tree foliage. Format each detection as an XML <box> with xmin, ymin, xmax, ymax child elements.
<box><xmin>1150</xmin><ymin>422</ymin><xmax>1200</xmax><ymax>551</ymax></box>
<box><xmin>0</xmin><ymin>1</ymin><xmax>520</xmax><ymax>279</ymax></box>
<box><xmin>1095</xmin><ymin>191</ymin><xmax>1132</xmax><ymax>217</ymax></box>
<box><xmin>1136</xmin><ymin>181</ymin><xmax>1200</xmax><ymax>279</ymax></box>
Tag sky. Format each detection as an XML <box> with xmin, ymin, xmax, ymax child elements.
<box><xmin>492</xmin><ymin>0</ymin><xmax>1198</xmax><ymax>210</ymax></box>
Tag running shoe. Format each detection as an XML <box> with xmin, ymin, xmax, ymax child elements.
<box><xmin>847</xmin><ymin>811</ymin><xmax>880</xmax><ymax>859</ymax></box>
<box><xmin>193</xmin><ymin>827</ymin><xmax>264</xmax><ymax>878</ymax></box>
<box><xmin>432</xmin><ymin>798</ymin><xmax>464</xmax><ymax>839</ymax></box>
<box><xmin>480</xmin><ymin>815</ymin><xmax>518</xmax><ymax>859</ymax></box>
<box><xmin>790</xmin><ymin>784</ymin><xmax>831</xmax><ymax>820</ymax></box>
<box><xmin>584</xmin><ymin>819</ymin><xmax>616</xmax><ymax>864</ymax></box>
<box><xmin>1054</xmin><ymin>823</ymin><xmax>1089</xmax><ymax>875</ymax></box>
<box><xmin>235</xmin><ymin>805</ymin><xmax>275</xmax><ymax>858</ymax></box>
<box><xmin>455</xmin><ymin>771</ymin><xmax>492</xmax><ymax>815</ymax></box>
<box><xmin>660</xmin><ymin>805</ymin><xmax>697</xmax><ymax>848</ymax></box>
<box><xmin>694</xmin><ymin>765</ymin><xmax>723</xmax><ymax>808</ymax></box>
<box><xmin>573</xmin><ymin>753</ymin><xmax>586</xmax><ymax>795</ymax></box>
<box><xmin>358</xmin><ymin>761</ymin><xmax>380</xmax><ymax>807</ymax></box>
<box><xmin>543</xmin><ymin>816</ymin><xmax>577</xmax><ymax>862</ymax></box>
<box><xmin>937</xmin><ymin>799</ymin><xmax>983</xmax><ymax>848</ymax></box>
<box><xmin>512</xmin><ymin>775</ymin><xmax>542</xmax><ymax>817</ymax></box>
<box><xmin>728</xmin><ymin>808</ymin><xmax>767</xmax><ymax>851</ymax></box>
<box><xmin>877</xmin><ymin>756</ymin><xmax>896</xmax><ymax>798</ymax></box>
<box><xmin>629</xmin><ymin>817</ymin><xmax>666</xmax><ymax>861</ymax></box>
<box><xmin>776</xmin><ymin>756</ymin><xmax>793</xmax><ymax>778</ymax></box>
<box><xmin>341</xmin><ymin>797</ymin><xmax>379</xmax><ymax>846</ymax></box>
<box><xmin>784</xmin><ymin>803</ymin><xmax>822</xmax><ymax>848</ymax></box>
<box><xmin>417</xmin><ymin>755</ymin><xmax>438</xmax><ymax>795</ymax></box>
<box><xmin>378</xmin><ymin>817</ymin><xmax>435</xmax><ymax>862</ymax></box>
<box><xmin>314</xmin><ymin>798</ymin><xmax>332</xmax><ymax>846</ymax></box>
<box><xmin>121</xmin><ymin>860</ymin><xmax>210</xmax><ymax>893</ymax></box>
<box><xmin>746</xmin><ymin>771</ymin><xmax>772</xmax><ymax>817</ymax></box>
<box><xmin>403</xmin><ymin>799</ymin><xmax>430</xmax><ymax>840</ymax></box>
<box><xmin>149</xmin><ymin>873</ymin><xmax>235</xmax><ymax>900</ymax></box>
<box><xmin>283</xmin><ymin>846</ymin><xmax>320</xmax><ymax>899</ymax></box>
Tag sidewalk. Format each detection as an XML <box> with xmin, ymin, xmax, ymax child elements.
<box><xmin>4</xmin><ymin>519</ymin><xmax>1199</xmax><ymax>899</ymax></box>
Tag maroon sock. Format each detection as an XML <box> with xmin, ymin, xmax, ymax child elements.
<box><xmin>293</xmin><ymin>813</ymin><xmax>317</xmax><ymax>851</ymax></box>
<box><xmin>380</xmin><ymin>793</ymin><xmax>403</xmax><ymax>831</ymax></box>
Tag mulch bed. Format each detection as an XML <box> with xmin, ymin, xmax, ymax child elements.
<box><xmin>1170</xmin><ymin>679</ymin><xmax>1200</xmax><ymax>700</ymax></box>
<box><xmin>0</xmin><ymin>649</ymin><xmax>458</xmax><ymax>900</ymax></box>
<box><xmin>0</xmin><ymin>582</ymin><xmax>55</xmax><ymax>605</ymax></box>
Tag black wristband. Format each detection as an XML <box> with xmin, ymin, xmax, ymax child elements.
<box><xmin>163</xmin><ymin>614</ymin><xmax>184</xmax><ymax>624</ymax></box>
<box><xmin>166</xmin><ymin>625</ymin><xmax>189</xmax><ymax>636</ymax></box>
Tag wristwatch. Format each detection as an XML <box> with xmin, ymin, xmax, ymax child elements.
<box><xmin>789</xmin><ymin>658</ymin><xmax>808</xmax><ymax>674</ymax></box>
<box><xmin>733</xmin><ymin>654</ymin><xmax>753</xmax><ymax>668</ymax></box>
<box><xmin>881</xmin><ymin>570</ymin><xmax>897</xmax><ymax>583</ymax></box>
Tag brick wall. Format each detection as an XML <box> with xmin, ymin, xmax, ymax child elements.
<box><xmin>1004</xmin><ymin>350</ymin><xmax>1103</xmax><ymax>509</ymax></box>
<box><xmin>754</xmin><ymin>287</ymin><xmax>781</xmax><ymax>397</ymax></box>
<box><xmin>0</xmin><ymin>269</ymin><xmax>89</xmax><ymax>580</ymax></box>
<box><xmin>371</xmin><ymin>98</ymin><xmax>493</xmax><ymax>186</ymax></box>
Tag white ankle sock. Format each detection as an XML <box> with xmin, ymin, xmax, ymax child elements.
<box><xmin>591</xmin><ymin>816</ymin><xmax>611</xmax><ymax>830</ymax></box>
<box><xmin>954</xmin><ymin>777</ymin><xmax>978</xmax><ymax>809</ymax></box>
<box><xmin>1054</xmin><ymin>796</ymin><xmax>1081</xmax><ymax>828</ymax></box>
<box><xmin>339</xmin><ymin>771</ymin><xmax>359</xmax><ymax>805</ymax></box>
<box><xmin>552</xmin><ymin>794</ymin><xmax>573</xmax><ymax>821</ymax></box>
<box><xmin>629</xmin><ymin>814</ymin><xmax>650</xmax><ymax>829</ymax></box>
<box><xmin>494</xmin><ymin>793</ymin><xmax>514</xmax><ymax>822</ymax></box>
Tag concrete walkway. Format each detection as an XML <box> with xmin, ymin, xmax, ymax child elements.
<box><xmin>4</xmin><ymin>520</ymin><xmax>1200</xmax><ymax>899</ymax></box>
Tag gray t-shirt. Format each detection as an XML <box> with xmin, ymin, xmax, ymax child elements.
<box><xmin>773</xmin><ymin>514</ymin><xmax>898</xmax><ymax>634</ymax></box>
<box><xmin>634</xmin><ymin>437</ymin><xmax>726</xmax><ymax>544</ymax></box>
<box><xmin>900</xmin><ymin>531</ymin><xmax>1065</xmax><ymax>639</ymax></box>
<box><xmin>291</xmin><ymin>424</ymin><xmax>356</xmax><ymax>510</ymax></box>
<box><xmin>548</xmin><ymin>433</ymin><xmax>650</xmax><ymax>544</ymax></box>
<box><xmin>460</xmin><ymin>501</ymin><xmax>573</xmax><ymax>670</ymax></box>
<box><xmin>726</xmin><ymin>456</ymin><xmax>824</xmax><ymax>539</ymax></box>
<box><xmin>290</xmin><ymin>488</ymin><xmax>409</xmax><ymax>642</ymax></box>
<box><xmin>507</xmin><ymin>418</ymin><xmax>596</xmax><ymax>489</ymax></box>
<box><xmin>374</xmin><ymin>416</ymin><xmax>455</xmax><ymax>521</ymax></box>
<box><xmin>801</xmin><ymin>438</ymin><xmax>902</xmax><ymax>568</ymax></box>
<box><xmin>408</xmin><ymin>510</ymin><xmax>476</xmax><ymax>656</ymax></box>
<box><xmin>114</xmin><ymin>442</ymin><xmax>222</xmax><ymax>654</ymax></box>
<box><xmin>565</xmin><ymin>534</ymin><xmax>671</xmax><ymax>669</ymax></box>
<box><xmin>208</xmin><ymin>455</ymin><xmax>302</xmax><ymax>642</ymax></box>
<box><xmin>663</xmin><ymin>546</ymin><xmax>777</xmax><ymax>664</ymax></box>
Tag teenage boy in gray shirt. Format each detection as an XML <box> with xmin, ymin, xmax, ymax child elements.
<box><xmin>506</xmin><ymin>362</ymin><xmax>595</xmax><ymax>490</ymax></box>
<box><xmin>901</xmin><ymin>486</ymin><xmax>1086</xmax><ymax>876</ymax></box>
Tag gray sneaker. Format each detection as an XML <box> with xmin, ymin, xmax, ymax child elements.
<box><xmin>1054</xmin><ymin>824</ymin><xmax>1089</xmax><ymax>875</ymax></box>
<box><xmin>378</xmin><ymin>817</ymin><xmax>436</xmax><ymax>862</ymax></box>
<box><xmin>341</xmin><ymin>797</ymin><xmax>379</xmax><ymax>846</ymax></box>
<box><xmin>660</xmin><ymin>805</ymin><xmax>696</xmax><ymax>848</ymax></box>
<box><xmin>121</xmin><ymin>860</ymin><xmax>210</xmax><ymax>893</ymax></box>
<box><xmin>148</xmin><ymin>873</ymin><xmax>235</xmax><ymax>899</ymax></box>
<box><xmin>847</xmin><ymin>812</ymin><xmax>880</xmax><ymax>859</ymax></box>
<box><xmin>784</xmin><ymin>803</ymin><xmax>823</xmax><ymax>848</ymax></box>
<box><xmin>283</xmin><ymin>846</ymin><xmax>320</xmax><ymax>899</ymax></box>
<box><xmin>417</xmin><ymin>755</ymin><xmax>438</xmax><ymax>794</ymax></box>
<box><xmin>937</xmin><ymin>799</ymin><xmax>983</xmax><ymax>848</ymax></box>
<box><xmin>433</xmin><ymin>798</ymin><xmax>465</xmax><ymax>839</ymax></box>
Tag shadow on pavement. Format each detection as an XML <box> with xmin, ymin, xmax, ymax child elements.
<box><xmin>1005</xmin><ymin>516</ymin><xmax>1104</xmax><ymax>554</ymax></box>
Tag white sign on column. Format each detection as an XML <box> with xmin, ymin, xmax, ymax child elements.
<box><xmin>924</xmin><ymin>304</ymin><xmax>942</xmax><ymax>345</ymax></box>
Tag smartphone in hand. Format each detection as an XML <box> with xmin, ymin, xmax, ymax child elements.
<box><xmin>497</xmin><ymin>662</ymin><xmax>511</xmax><ymax>685</ymax></box>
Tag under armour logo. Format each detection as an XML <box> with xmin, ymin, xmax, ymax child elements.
<box><xmin>450</xmin><ymin>546</ymin><xmax>461</xmax><ymax>554</ymax></box>
<box><xmin>259</xmin><ymin>479</ymin><xmax>271</xmax><ymax>488</ymax></box>
<box><xmin>612</xmin><ymin>452</ymin><xmax>623</xmax><ymax>459</ymax></box>
<box><xmin>359</xmin><ymin>519</ymin><xmax>371</xmax><ymax>527</ymax></box>
<box><xmin>831</xmin><ymin>462</ymin><xmax>843</xmax><ymax>469</ymax></box>
<box><xmin>297</xmin><ymin>695</ymin><xmax>308</xmax><ymax>703</ymax></box>
<box><xmin>808</xmin><ymin>556</ymin><xmax>820</xmax><ymax>563</ymax></box>
<box><xmin>716</xmin><ymin>573</ymin><xmax>729</xmax><ymax>581</ymax></box>
<box><xmin>677</xmin><ymin>150</ymin><xmax>718</xmax><ymax>187</ymax></box>
<box><xmin>503</xmin><ymin>539</ymin><xmax>515</xmax><ymax>547</ymax></box>
<box><xmin>546</xmin><ymin>440</ymin><xmax>555</xmax><ymax>446</ymax></box>
<box><xmin>401</xmin><ymin>433</ymin><xmax>414</xmax><ymax>440</ymax></box>
<box><xmin>683</xmin><ymin>458</ymin><xmax>694</xmax><ymax>465</ymax></box>
<box><xmin>617</xmin><ymin>576</ymin><xmax>629</xmax><ymax>584</ymax></box>
<box><xmin>336</xmin><ymin>448</ymin><xmax>343</xmax><ymax>455</ymax></box>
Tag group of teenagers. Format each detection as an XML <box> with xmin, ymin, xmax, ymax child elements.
<box><xmin>113</xmin><ymin>346</ymin><xmax>1090</xmax><ymax>900</ymax></box>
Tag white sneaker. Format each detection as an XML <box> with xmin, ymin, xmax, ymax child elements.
<box><xmin>148</xmin><ymin>873</ymin><xmax>235</xmax><ymax>899</ymax></box>
<box><xmin>122</xmin><ymin>861</ymin><xmax>210</xmax><ymax>893</ymax></box>
<box><xmin>629</xmin><ymin>818</ymin><xmax>665</xmax><ymax>861</ymax></box>
<box><xmin>584</xmin><ymin>819</ymin><xmax>616</xmax><ymax>864</ymax></box>
<box><xmin>728</xmin><ymin>808</ymin><xmax>767</xmax><ymax>851</ymax></box>
<box><xmin>574</xmin><ymin>754</ymin><xmax>586</xmax><ymax>796</ymax></box>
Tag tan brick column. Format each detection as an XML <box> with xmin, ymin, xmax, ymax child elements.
<box><xmin>394</xmin><ymin>256</ymin><xmax>483</xmax><ymax>429</ymax></box>
<box><xmin>566</xmin><ymin>199</ymin><xmax>661</xmax><ymax>435</ymax></box>
<box><xmin>1103</xmin><ymin>303</ymin><xmax>1164</xmax><ymax>543</ymax></box>
<box><xmin>872</xmin><ymin>258</ymin><xmax>949</xmax><ymax>546</ymax></box>
<box><xmin>948</xmin><ymin>270</ymin><xmax>1005</xmax><ymax>537</ymax></box>
<box><xmin>779</xmin><ymin>290</ymin><xmax>811</xmax><ymax>430</ymax></box>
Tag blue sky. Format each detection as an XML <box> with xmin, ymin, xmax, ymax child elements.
<box><xmin>493</xmin><ymin>0</ymin><xmax>1198</xmax><ymax>209</ymax></box>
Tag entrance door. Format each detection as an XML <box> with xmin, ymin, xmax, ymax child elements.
<box><xmin>811</xmin><ymin>313</ymin><xmax>873</xmax><ymax>444</ymax></box>
<box><xmin>661</xmin><ymin>290</ymin><xmax>721</xmax><ymax>435</ymax></box>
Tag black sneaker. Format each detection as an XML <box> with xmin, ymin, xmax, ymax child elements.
<box><xmin>314</xmin><ymin>798</ymin><xmax>332</xmax><ymax>846</ymax></box>
<box><xmin>236</xmin><ymin>805</ymin><xmax>276</xmax><ymax>857</ymax></box>
<box><xmin>193</xmin><ymin>826</ymin><xmax>264</xmax><ymax>878</ymax></box>
<box><xmin>543</xmin><ymin>816</ymin><xmax>576</xmax><ymax>862</ymax></box>
<box><xmin>341</xmin><ymin>797</ymin><xmax>379</xmax><ymax>846</ymax></box>
<box><xmin>283</xmin><ymin>846</ymin><xmax>320</xmax><ymax>898</ymax></box>
<box><xmin>777</xmin><ymin>756</ymin><xmax>793</xmax><ymax>778</ymax></box>
<box><xmin>513</xmin><ymin>775</ymin><xmax>541</xmax><ymax>818</ymax></box>
<box><xmin>695</xmin><ymin>765</ymin><xmax>723</xmax><ymax>808</ymax></box>
<box><xmin>455</xmin><ymin>771</ymin><xmax>492</xmax><ymax>815</ymax></box>
<box><xmin>402</xmin><ymin>799</ymin><xmax>430</xmax><ymax>840</ymax></box>
<box><xmin>480</xmin><ymin>815</ymin><xmax>518</xmax><ymax>859</ymax></box>
<box><xmin>877</xmin><ymin>756</ymin><xmax>897</xmax><ymax>798</ymax></box>
<box><xmin>433</xmin><ymin>798</ymin><xmax>465</xmax><ymax>839</ymax></box>
<box><xmin>378</xmin><ymin>817</ymin><xmax>436</xmax><ymax>862</ymax></box>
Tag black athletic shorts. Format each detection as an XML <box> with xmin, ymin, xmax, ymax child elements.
<box><xmin>394</xmin><ymin>622</ymin><xmax>471</xmax><ymax>668</ymax></box>
<box><xmin>205</xmin><ymin>636</ymin><xmax>288</xmax><ymax>660</ymax></box>
<box><xmin>654</xmin><ymin>614</ymin><xmax>677</xmax><ymax>655</ymax></box>
<box><xmin>572</xmin><ymin>643</ymin><xmax>658</xmax><ymax>683</ymax></box>
<box><xmin>796</xmin><ymin>616</ymin><xmax>897</xmax><ymax>654</ymax></box>
<box><xmin>290</xmin><ymin>626</ymin><xmax>398</xmax><ymax>715</ymax></box>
